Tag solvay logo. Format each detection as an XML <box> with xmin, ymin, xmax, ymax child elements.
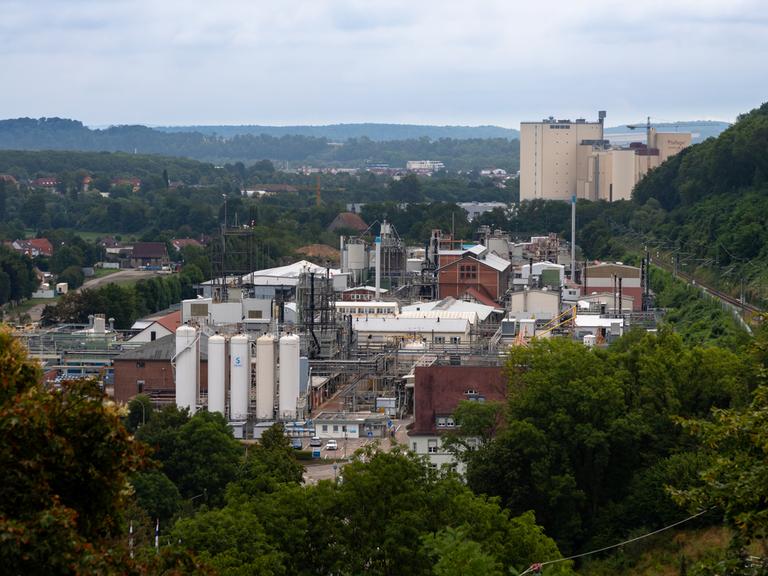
<box><xmin>233</xmin><ymin>356</ymin><xmax>242</xmax><ymax>367</ymax></box>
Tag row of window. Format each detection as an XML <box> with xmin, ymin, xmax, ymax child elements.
<box><xmin>459</xmin><ymin>264</ymin><xmax>477</xmax><ymax>279</ymax></box>
<box><xmin>433</xmin><ymin>336</ymin><xmax>462</xmax><ymax>345</ymax></box>
<box><xmin>320</xmin><ymin>424</ymin><xmax>356</xmax><ymax>433</ymax></box>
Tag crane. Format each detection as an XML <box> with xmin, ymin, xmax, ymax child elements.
<box><xmin>627</xmin><ymin>116</ymin><xmax>652</xmax><ymax>149</ymax></box>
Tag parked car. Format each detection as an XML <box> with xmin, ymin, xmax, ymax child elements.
<box><xmin>325</xmin><ymin>439</ymin><xmax>338</xmax><ymax>451</ymax></box>
<box><xmin>291</xmin><ymin>438</ymin><xmax>303</xmax><ymax>450</ymax></box>
<box><xmin>309</xmin><ymin>436</ymin><xmax>322</xmax><ymax>447</ymax></box>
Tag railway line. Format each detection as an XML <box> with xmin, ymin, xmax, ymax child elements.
<box><xmin>649</xmin><ymin>256</ymin><xmax>763</xmax><ymax>328</ymax></box>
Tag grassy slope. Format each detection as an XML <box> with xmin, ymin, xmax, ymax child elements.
<box><xmin>578</xmin><ymin>527</ymin><xmax>731</xmax><ymax>575</ymax></box>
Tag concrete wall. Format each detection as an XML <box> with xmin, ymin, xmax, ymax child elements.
<box><xmin>520</xmin><ymin>120</ymin><xmax>603</xmax><ymax>201</ymax></box>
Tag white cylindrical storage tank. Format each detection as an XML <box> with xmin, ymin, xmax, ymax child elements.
<box><xmin>256</xmin><ymin>334</ymin><xmax>276</xmax><ymax>420</ymax></box>
<box><xmin>207</xmin><ymin>335</ymin><xmax>227</xmax><ymax>415</ymax></box>
<box><xmin>347</xmin><ymin>242</ymin><xmax>366</xmax><ymax>271</ymax></box>
<box><xmin>278</xmin><ymin>334</ymin><xmax>301</xmax><ymax>420</ymax></box>
<box><xmin>175</xmin><ymin>325</ymin><xmax>199</xmax><ymax>414</ymax></box>
<box><xmin>229</xmin><ymin>334</ymin><xmax>251</xmax><ymax>420</ymax></box>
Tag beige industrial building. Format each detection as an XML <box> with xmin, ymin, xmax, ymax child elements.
<box><xmin>520</xmin><ymin>114</ymin><xmax>692</xmax><ymax>202</ymax></box>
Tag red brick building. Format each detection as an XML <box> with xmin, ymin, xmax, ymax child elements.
<box><xmin>436</xmin><ymin>247</ymin><xmax>511</xmax><ymax>303</ymax></box>
<box><xmin>113</xmin><ymin>335</ymin><xmax>208</xmax><ymax>404</ymax></box>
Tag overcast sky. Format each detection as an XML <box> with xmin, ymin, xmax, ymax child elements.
<box><xmin>1</xmin><ymin>0</ymin><xmax>766</xmax><ymax>127</ymax></box>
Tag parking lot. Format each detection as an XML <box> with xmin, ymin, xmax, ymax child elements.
<box><xmin>301</xmin><ymin>419</ymin><xmax>410</xmax><ymax>485</ymax></box>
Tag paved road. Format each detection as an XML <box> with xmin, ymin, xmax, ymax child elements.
<box><xmin>26</xmin><ymin>269</ymin><xmax>159</xmax><ymax>322</ymax></box>
<box><xmin>302</xmin><ymin>418</ymin><xmax>412</xmax><ymax>484</ymax></box>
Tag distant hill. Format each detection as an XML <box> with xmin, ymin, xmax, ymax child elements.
<box><xmin>0</xmin><ymin>118</ymin><xmax>519</xmax><ymax>171</ymax></box>
<box><xmin>154</xmin><ymin>123</ymin><xmax>520</xmax><ymax>141</ymax></box>
<box><xmin>605</xmin><ymin>120</ymin><xmax>730</xmax><ymax>145</ymax></box>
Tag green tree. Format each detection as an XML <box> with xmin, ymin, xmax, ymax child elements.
<box><xmin>136</xmin><ymin>408</ymin><xmax>242</xmax><ymax>506</ymax></box>
<box><xmin>422</xmin><ymin>527</ymin><xmax>503</xmax><ymax>576</ymax></box>
<box><xmin>0</xmin><ymin>326</ymin><xmax>145</xmax><ymax>573</ymax></box>
<box><xmin>131</xmin><ymin>470</ymin><xmax>182</xmax><ymax>526</ymax></box>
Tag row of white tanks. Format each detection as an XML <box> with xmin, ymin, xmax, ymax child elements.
<box><xmin>175</xmin><ymin>326</ymin><xmax>301</xmax><ymax>421</ymax></box>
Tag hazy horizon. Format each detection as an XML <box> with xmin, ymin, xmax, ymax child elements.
<box><xmin>1</xmin><ymin>0</ymin><xmax>765</xmax><ymax>127</ymax></box>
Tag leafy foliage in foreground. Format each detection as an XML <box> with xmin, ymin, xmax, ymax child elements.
<box><xmin>459</xmin><ymin>331</ymin><xmax>754</xmax><ymax>556</ymax></box>
<box><xmin>172</xmin><ymin>447</ymin><xmax>572</xmax><ymax>576</ymax></box>
<box><xmin>0</xmin><ymin>326</ymin><xmax>210</xmax><ymax>574</ymax></box>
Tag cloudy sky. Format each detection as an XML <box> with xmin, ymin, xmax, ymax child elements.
<box><xmin>1</xmin><ymin>0</ymin><xmax>766</xmax><ymax>127</ymax></box>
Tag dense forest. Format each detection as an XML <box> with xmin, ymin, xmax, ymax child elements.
<box><xmin>0</xmin><ymin>118</ymin><xmax>520</xmax><ymax>171</ymax></box>
<box><xmin>154</xmin><ymin>122</ymin><xmax>520</xmax><ymax>141</ymax></box>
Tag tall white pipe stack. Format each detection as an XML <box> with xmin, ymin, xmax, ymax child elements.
<box><xmin>174</xmin><ymin>325</ymin><xmax>199</xmax><ymax>414</ymax></box>
<box><xmin>207</xmin><ymin>335</ymin><xmax>226</xmax><ymax>416</ymax></box>
<box><xmin>229</xmin><ymin>334</ymin><xmax>250</xmax><ymax>420</ymax></box>
<box><xmin>278</xmin><ymin>334</ymin><xmax>300</xmax><ymax>420</ymax></box>
<box><xmin>374</xmin><ymin>235</ymin><xmax>382</xmax><ymax>301</ymax></box>
<box><xmin>255</xmin><ymin>334</ymin><xmax>275</xmax><ymax>420</ymax></box>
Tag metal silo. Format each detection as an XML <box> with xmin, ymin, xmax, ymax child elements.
<box><xmin>278</xmin><ymin>334</ymin><xmax>300</xmax><ymax>420</ymax></box>
<box><xmin>255</xmin><ymin>334</ymin><xmax>276</xmax><ymax>420</ymax></box>
<box><xmin>174</xmin><ymin>325</ymin><xmax>199</xmax><ymax>414</ymax></box>
<box><xmin>229</xmin><ymin>334</ymin><xmax>251</xmax><ymax>420</ymax></box>
<box><xmin>207</xmin><ymin>335</ymin><xmax>227</xmax><ymax>416</ymax></box>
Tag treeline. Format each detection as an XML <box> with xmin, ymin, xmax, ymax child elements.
<box><xmin>449</xmin><ymin>327</ymin><xmax>765</xmax><ymax>571</ymax></box>
<box><xmin>41</xmin><ymin>269</ymin><xmax>201</xmax><ymax>329</ymax></box>
<box><xmin>0</xmin><ymin>118</ymin><xmax>520</xmax><ymax>171</ymax></box>
<box><xmin>0</xmin><ymin>246</ymin><xmax>37</xmax><ymax>305</ymax></box>
<box><xmin>126</xmin><ymin>408</ymin><xmax>570</xmax><ymax>576</ymax></box>
<box><xmin>158</xmin><ymin>121</ymin><xmax>520</xmax><ymax>141</ymax></box>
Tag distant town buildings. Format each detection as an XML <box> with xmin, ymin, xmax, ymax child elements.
<box><xmin>406</xmin><ymin>160</ymin><xmax>446</xmax><ymax>174</ymax></box>
<box><xmin>520</xmin><ymin>112</ymin><xmax>691</xmax><ymax>202</ymax></box>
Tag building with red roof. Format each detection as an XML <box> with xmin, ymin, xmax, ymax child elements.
<box><xmin>408</xmin><ymin>365</ymin><xmax>506</xmax><ymax>472</ymax></box>
<box><xmin>11</xmin><ymin>238</ymin><xmax>54</xmax><ymax>258</ymax></box>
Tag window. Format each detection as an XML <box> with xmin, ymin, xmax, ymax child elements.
<box><xmin>322</xmin><ymin>424</ymin><xmax>328</xmax><ymax>432</ymax></box>
<box><xmin>333</xmin><ymin>425</ymin><xmax>339</xmax><ymax>432</ymax></box>
<box><xmin>190</xmin><ymin>303</ymin><xmax>208</xmax><ymax>317</ymax></box>
<box><xmin>434</xmin><ymin>336</ymin><xmax>445</xmax><ymax>344</ymax></box>
<box><xmin>413</xmin><ymin>442</ymin><xmax>417</xmax><ymax>451</ymax></box>
<box><xmin>450</xmin><ymin>336</ymin><xmax>461</xmax><ymax>345</ymax></box>
<box><xmin>248</xmin><ymin>310</ymin><xmax>262</xmax><ymax>319</ymax></box>
<box><xmin>427</xmin><ymin>439</ymin><xmax>438</xmax><ymax>454</ymax></box>
<box><xmin>341</xmin><ymin>425</ymin><xmax>347</xmax><ymax>433</ymax></box>
<box><xmin>136</xmin><ymin>380</ymin><xmax>144</xmax><ymax>393</ymax></box>
<box><xmin>436</xmin><ymin>416</ymin><xmax>456</xmax><ymax>428</ymax></box>
<box><xmin>150</xmin><ymin>331</ymin><xmax>156</xmax><ymax>342</ymax></box>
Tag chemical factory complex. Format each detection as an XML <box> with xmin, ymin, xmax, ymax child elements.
<box><xmin>16</xmin><ymin>114</ymin><xmax>672</xmax><ymax>470</ymax></box>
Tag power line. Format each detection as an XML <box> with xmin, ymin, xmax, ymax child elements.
<box><xmin>518</xmin><ymin>508</ymin><xmax>713</xmax><ymax>575</ymax></box>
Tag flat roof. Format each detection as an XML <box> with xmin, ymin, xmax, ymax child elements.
<box><xmin>352</xmin><ymin>316</ymin><xmax>470</xmax><ymax>333</ymax></box>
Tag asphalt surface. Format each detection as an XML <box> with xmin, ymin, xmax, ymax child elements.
<box><xmin>302</xmin><ymin>418</ymin><xmax>412</xmax><ymax>485</ymax></box>
<box><xmin>26</xmin><ymin>269</ymin><xmax>159</xmax><ymax>322</ymax></box>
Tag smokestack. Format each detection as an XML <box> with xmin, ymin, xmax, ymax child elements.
<box><xmin>571</xmin><ymin>195</ymin><xmax>576</xmax><ymax>281</ymax></box>
<box><xmin>528</xmin><ymin>257</ymin><xmax>534</xmax><ymax>287</ymax></box>
<box><xmin>375</xmin><ymin>235</ymin><xmax>382</xmax><ymax>301</ymax></box>
<box><xmin>618</xmin><ymin>277</ymin><xmax>623</xmax><ymax>314</ymax></box>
